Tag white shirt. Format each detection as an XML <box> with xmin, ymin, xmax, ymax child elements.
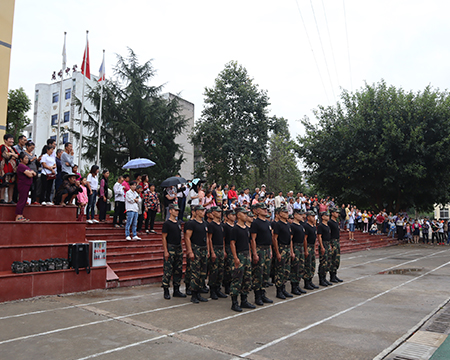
<box><xmin>113</xmin><ymin>182</ymin><xmax>125</xmax><ymax>202</ymax></box>
<box><xmin>126</xmin><ymin>190</ymin><xmax>139</xmax><ymax>212</ymax></box>
<box><xmin>87</xmin><ymin>173</ymin><xmax>99</xmax><ymax>192</ymax></box>
<box><xmin>40</xmin><ymin>154</ymin><xmax>56</xmax><ymax>175</ymax></box>
<box><xmin>189</xmin><ymin>189</ymin><xmax>199</xmax><ymax>205</ymax></box>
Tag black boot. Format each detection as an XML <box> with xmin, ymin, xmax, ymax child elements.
<box><xmin>261</xmin><ymin>289</ymin><xmax>273</xmax><ymax>303</ymax></box>
<box><xmin>186</xmin><ymin>285</ymin><xmax>192</xmax><ymax>296</ymax></box>
<box><xmin>319</xmin><ymin>275</ymin><xmax>329</xmax><ymax>287</ymax></box>
<box><xmin>329</xmin><ymin>272</ymin><xmax>339</xmax><ymax>283</ymax></box>
<box><xmin>324</xmin><ymin>277</ymin><xmax>333</xmax><ymax>286</ymax></box>
<box><xmin>191</xmin><ymin>291</ymin><xmax>199</xmax><ymax>304</ymax></box>
<box><xmin>276</xmin><ymin>286</ymin><xmax>286</xmax><ymax>299</ymax></box>
<box><xmin>224</xmin><ymin>282</ymin><xmax>230</xmax><ymax>294</ymax></box>
<box><xmin>210</xmin><ymin>286</ymin><xmax>218</xmax><ymax>300</ymax></box>
<box><xmin>335</xmin><ymin>274</ymin><xmax>344</xmax><ymax>282</ymax></box>
<box><xmin>254</xmin><ymin>290</ymin><xmax>264</xmax><ymax>306</ymax></box>
<box><xmin>297</xmin><ymin>282</ymin><xmax>307</xmax><ymax>294</ymax></box>
<box><xmin>240</xmin><ymin>294</ymin><xmax>256</xmax><ymax>309</ymax></box>
<box><xmin>304</xmin><ymin>279</ymin><xmax>314</xmax><ymax>290</ymax></box>
<box><xmin>200</xmin><ymin>285</ymin><xmax>209</xmax><ymax>294</ymax></box>
<box><xmin>197</xmin><ymin>291</ymin><xmax>208</xmax><ymax>302</ymax></box>
<box><xmin>282</xmin><ymin>284</ymin><xmax>293</xmax><ymax>298</ymax></box>
<box><xmin>215</xmin><ymin>287</ymin><xmax>228</xmax><ymax>298</ymax></box>
<box><xmin>291</xmin><ymin>283</ymin><xmax>302</xmax><ymax>296</ymax></box>
<box><xmin>173</xmin><ymin>286</ymin><xmax>186</xmax><ymax>298</ymax></box>
<box><xmin>163</xmin><ymin>287</ymin><xmax>170</xmax><ymax>300</ymax></box>
<box><xmin>231</xmin><ymin>295</ymin><xmax>242</xmax><ymax>312</ymax></box>
<box><xmin>310</xmin><ymin>279</ymin><xmax>319</xmax><ymax>289</ymax></box>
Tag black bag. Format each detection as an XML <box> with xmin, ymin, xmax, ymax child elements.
<box><xmin>68</xmin><ymin>243</ymin><xmax>91</xmax><ymax>274</ymax></box>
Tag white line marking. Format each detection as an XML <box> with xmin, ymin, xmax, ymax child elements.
<box><xmin>341</xmin><ymin>250</ymin><xmax>418</xmax><ymax>270</ymax></box>
<box><xmin>239</xmin><ymin>258</ymin><xmax>450</xmax><ymax>358</ymax></box>
<box><xmin>69</xmin><ymin>249</ymin><xmax>448</xmax><ymax>360</ymax></box>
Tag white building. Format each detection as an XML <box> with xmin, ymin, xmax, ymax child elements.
<box><xmin>27</xmin><ymin>74</ymin><xmax>194</xmax><ymax>178</ymax></box>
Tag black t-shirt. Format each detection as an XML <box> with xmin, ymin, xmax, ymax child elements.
<box><xmin>250</xmin><ymin>218</ymin><xmax>272</xmax><ymax>246</ymax></box>
<box><xmin>162</xmin><ymin>219</ymin><xmax>182</xmax><ymax>245</ymax></box>
<box><xmin>304</xmin><ymin>222</ymin><xmax>317</xmax><ymax>245</ymax></box>
<box><xmin>273</xmin><ymin>221</ymin><xmax>291</xmax><ymax>246</ymax></box>
<box><xmin>291</xmin><ymin>222</ymin><xmax>305</xmax><ymax>244</ymax></box>
<box><xmin>328</xmin><ymin>219</ymin><xmax>340</xmax><ymax>240</ymax></box>
<box><xmin>208</xmin><ymin>221</ymin><xmax>224</xmax><ymax>246</ymax></box>
<box><xmin>223</xmin><ymin>222</ymin><xmax>234</xmax><ymax>246</ymax></box>
<box><xmin>231</xmin><ymin>224</ymin><xmax>250</xmax><ymax>253</ymax></box>
<box><xmin>185</xmin><ymin>219</ymin><xmax>208</xmax><ymax>246</ymax></box>
<box><xmin>317</xmin><ymin>223</ymin><xmax>331</xmax><ymax>242</ymax></box>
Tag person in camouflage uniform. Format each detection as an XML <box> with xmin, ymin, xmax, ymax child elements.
<box><xmin>222</xmin><ymin>209</ymin><xmax>235</xmax><ymax>294</ymax></box>
<box><xmin>207</xmin><ymin>206</ymin><xmax>227</xmax><ymax>299</ymax></box>
<box><xmin>303</xmin><ymin>210</ymin><xmax>319</xmax><ymax>290</ymax></box>
<box><xmin>328</xmin><ymin>207</ymin><xmax>343</xmax><ymax>283</ymax></box>
<box><xmin>230</xmin><ymin>207</ymin><xmax>255</xmax><ymax>312</ymax></box>
<box><xmin>289</xmin><ymin>209</ymin><xmax>307</xmax><ymax>295</ymax></box>
<box><xmin>161</xmin><ymin>204</ymin><xmax>186</xmax><ymax>299</ymax></box>
<box><xmin>317</xmin><ymin>211</ymin><xmax>332</xmax><ymax>287</ymax></box>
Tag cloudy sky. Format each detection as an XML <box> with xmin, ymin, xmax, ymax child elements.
<box><xmin>8</xmin><ymin>0</ymin><xmax>450</xmax><ymax>139</ymax></box>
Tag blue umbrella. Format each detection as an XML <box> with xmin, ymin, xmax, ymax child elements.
<box><xmin>122</xmin><ymin>158</ymin><xmax>156</xmax><ymax>169</ymax></box>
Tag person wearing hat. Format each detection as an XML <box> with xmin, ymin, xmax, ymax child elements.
<box><xmin>230</xmin><ymin>207</ymin><xmax>255</xmax><ymax>312</ymax></box>
<box><xmin>207</xmin><ymin>206</ymin><xmax>227</xmax><ymax>300</ymax></box>
<box><xmin>222</xmin><ymin>209</ymin><xmax>236</xmax><ymax>294</ymax></box>
<box><xmin>161</xmin><ymin>204</ymin><xmax>186</xmax><ymax>300</ymax></box>
<box><xmin>53</xmin><ymin>172</ymin><xmax>81</xmax><ymax>205</ymax></box>
<box><xmin>289</xmin><ymin>209</ymin><xmax>307</xmax><ymax>295</ymax></box>
<box><xmin>250</xmin><ymin>202</ymin><xmax>274</xmax><ymax>306</ymax></box>
<box><xmin>329</xmin><ymin>207</ymin><xmax>343</xmax><ymax>283</ymax></box>
<box><xmin>184</xmin><ymin>205</ymin><xmax>209</xmax><ymax>303</ymax></box>
<box><xmin>246</xmin><ymin>211</ymin><xmax>255</xmax><ymax>227</ymax></box>
<box><xmin>317</xmin><ymin>211</ymin><xmax>332</xmax><ymax>287</ymax></box>
<box><xmin>272</xmin><ymin>207</ymin><xmax>293</xmax><ymax>299</ymax></box>
<box><xmin>303</xmin><ymin>210</ymin><xmax>319</xmax><ymax>290</ymax></box>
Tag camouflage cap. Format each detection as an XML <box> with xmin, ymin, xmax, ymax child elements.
<box><xmin>193</xmin><ymin>205</ymin><xmax>205</xmax><ymax>211</ymax></box>
<box><xmin>280</xmin><ymin>207</ymin><xmax>289</xmax><ymax>213</ymax></box>
<box><xmin>254</xmin><ymin>202</ymin><xmax>268</xmax><ymax>210</ymax></box>
<box><xmin>235</xmin><ymin>207</ymin><xmax>249</xmax><ymax>214</ymax></box>
<box><xmin>168</xmin><ymin>204</ymin><xmax>180</xmax><ymax>211</ymax></box>
<box><xmin>224</xmin><ymin>209</ymin><xmax>236</xmax><ymax>216</ymax></box>
<box><xmin>320</xmin><ymin>211</ymin><xmax>330</xmax><ymax>217</ymax></box>
<box><xmin>247</xmin><ymin>212</ymin><xmax>255</xmax><ymax>218</ymax></box>
<box><xmin>294</xmin><ymin>208</ymin><xmax>305</xmax><ymax>214</ymax></box>
<box><xmin>306</xmin><ymin>210</ymin><xmax>316</xmax><ymax>217</ymax></box>
<box><xmin>330</xmin><ymin>207</ymin><xmax>339</xmax><ymax>213</ymax></box>
<box><xmin>211</xmin><ymin>206</ymin><xmax>222</xmax><ymax>212</ymax></box>
<box><xmin>206</xmin><ymin>208</ymin><xmax>212</xmax><ymax>214</ymax></box>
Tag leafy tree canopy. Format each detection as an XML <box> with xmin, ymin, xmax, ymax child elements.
<box><xmin>297</xmin><ymin>80</ymin><xmax>450</xmax><ymax>212</ymax></box>
<box><xmin>7</xmin><ymin>87</ymin><xmax>31</xmax><ymax>142</ymax></box>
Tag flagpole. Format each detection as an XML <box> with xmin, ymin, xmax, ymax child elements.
<box><xmin>57</xmin><ymin>32</ymin><xmax>67</xmax><ymax>147</ymax></box>
<box><xmin>96</xmin><ymin>49</ymin><xmax>105</xmax><ymax>166</ymax></box>
<box><xmin>78</xmin><ymin>30</ymin><xmax>88</xmax><ymax>169</ymax></box>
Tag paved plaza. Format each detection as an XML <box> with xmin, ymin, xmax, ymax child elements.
<box><xmin>1</xmin><ymin>244</ymin><xmax>450</xmax><ymax>360</ymax></box>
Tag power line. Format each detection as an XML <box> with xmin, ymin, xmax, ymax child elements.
<box><xmin>295</xmin><ymin>0</ymin><xmax>330</xmax><ymax>103</ymax></box>
<box><xmin>309</xmin><ymin>0</ymin><xmax>336</xmax><ymax>101</ymax></box>
<box><xmin>321</xmin><ymin>0</ymin><xmax>340</xmax><ymax>89</ymax></box>
<box><xmin>343</xmin><ymin>0</ymin><xmax>353</xmax><ymax>91</ymax></box>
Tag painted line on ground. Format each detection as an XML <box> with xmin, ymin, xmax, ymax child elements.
<box><xmin>70</xmin><ymin>249</ymin><xmax>448</xmax><ymax>360</ymax></box>
<box><xmin>239</xmin><ymin>258</ymin><xmax>450</xmax><ymax>358</ymax></box>
<box><xmin>340</xmin><ymin>250</ymin><xmax>418</xmax><ymax>270</ymax></box>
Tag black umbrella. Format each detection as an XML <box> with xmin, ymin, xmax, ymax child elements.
<box><xmin>160</xmin><ymin>176</ymin><xmax>187</xmax><ymax>187</ymax></box>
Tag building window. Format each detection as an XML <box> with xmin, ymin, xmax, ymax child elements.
<box><xmin>52</xmin><ymin>92</ymin><xmax>59</xmax><ymax>103</ymax></box>
<box><xmin>35</xmin><ymin>90</ymin><xmax>39</xmax><ymax>102</ymax></box>
<box><xmin>50</xmin><ymin>135</ymin><xmax>56</xmax><ymax>141</ymax></box>
<box><xmin>64</xmin><ymin>111</ymin><xmax>70</xmax><ymax>123</ymax></box>
<box><xmin>440</xmin><ymin>207</ymin><xmax>449</xmax><ymax>219</ymax></box>
<box><xmin>62</xmin><ymin>133</ymin><xmax>69</xmax><ymax>144</ymax></box>
<box><xmin>65</xmin><ymin>88</ymin><xmax>71</xmax><ymax>100</ymax></box>
<box><xmin>51</xmin><ymin>114</ymin><xmax>58</xmax><ymax>125</ymax></box>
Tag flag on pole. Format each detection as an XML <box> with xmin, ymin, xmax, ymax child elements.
<box><xmin>81</xmin><ymin>40</ymin><xmax>90</xmax><ymax>79</ymax></box>
<box><xmin>62</xmin><ymin>34</ymin><xmax>67</xmax><ymax>69</ymax></box>
<box><xmin>98</xmin><ymin>53</ymin><xmax>105</xmax><ymax>82</ymax></box>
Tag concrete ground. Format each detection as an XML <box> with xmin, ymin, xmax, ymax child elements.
<box><xmin>1</xmin><ymin>244</ymin><xmax>450</xmax><ymax>360</ymax></box>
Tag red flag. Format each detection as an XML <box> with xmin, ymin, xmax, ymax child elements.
<box><xmin>81</xmin><ymin>41</ymin><xmax>90</xmax><ymax>79</ymax></box>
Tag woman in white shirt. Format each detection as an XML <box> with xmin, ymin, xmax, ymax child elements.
<box><xmin>40</xmin><ymin>145</ymin><xmax>56</xmax><ymax>205</ymax></box>
<box><xmin>86</xmin><ymin>165</ymin><xmax>99</xmax><ymax>223</ymax></box>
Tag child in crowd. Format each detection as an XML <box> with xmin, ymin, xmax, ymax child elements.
<box><xmin>230</xmin><ymin>197</ymin><xmax>237</xmax><ymax>210</ymax></box>
<box><xmin>76</xmin><ymin>178</ymin><xmax>88</xmax><ymax>222</ymax></box>
<box><xmin>387</xmin><ymin>221</ymin><xmax>396</xmax><ymax>238</ymax></box>
<box><xmin>125</xmin><ymin>181</ymin><xmax>141</xmax><ymax>241</ymax></box>
<box><xmin>413</xmin><ymin>219</ymin><xmax>421</xmax><ymax>244</ymax></box>
<box><xmin>405</xmin><ymin>222</ymin><xmax>412</xmax><ymax>243</ymax></box>
<box><xmin>368</xmin><ymin>223</ymin><xmax>377</xmax><ymax>235</ymax></box>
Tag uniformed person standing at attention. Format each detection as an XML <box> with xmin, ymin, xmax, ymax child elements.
<box><xmin>222</xmin><ymin>209</ymin><xmax>236</xmax><ymax>294</ymax></box>
<box><xmin>184</xmin><ymin>205</ymin><xmax>209</xmax><ymax>303</ymax></box>
<box><xmin>329</xmin><ymin>207</ymin><xmax>344</xmax><ymax>283</ymax></box>
<box><xmin>250</xmin><ymin>203</ymin><xmax>274</xmax><ymax>306</ymax></box>
<box><xmin>289</xmin><ymin>209</ymin><xmax>307</xmax><ymax>295</ymax></box>
<box><xmin>303</xmin><ymin>211</ymin><xmax>319</xmax><ymax>290</ymax></box>
<box><xmin>207</xmin><ymin>206</ymin><xmax>227</xmax><ymax>300</ymax></box>
<box><xmin>230</xmin><ymin>207</ymin><xmax>255</xmax><ymax>312</ymax></box>
<box><xmin>317</xmin><ymin>211</ymin><xmax>333</xmax><ymax>287</ymax></box>
<box><xmin>161</xmin><ymin>204</ymin><xmax>187</xmax><ymax>300</ymax></box>
<box><xmin>273</xmin><ymin>207</ymin><xmax>294</xmax><ymax>299</ymax></box>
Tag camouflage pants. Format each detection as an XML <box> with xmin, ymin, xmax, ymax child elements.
<box><xmin>208</xmin><ymin>247</ymin><xmax>224</xmax><ymax>287</ymax></box>
<box><xmin>162</xmin><ymin>244</ymin><xmax>183</xmax><ymax>288</ymax></box>
<box><xmin>329</xmin><ymin>239</ymin><xmax>341</xmax><ymax>273</ymax></box>
<box><xmin>264</xmin><ymin>247</ymin><xmax>272</xmax><ymax>283</ymax></box>
<box><xmin>304</xmin><ymin>244</ymin><xmax>316</xmax><ymax>280</ymax></box>
<box><xmin>189</xmin><ymin>244</ymin><xmax>208</xmax><ymax>292</ymax></box>
<box><xmin>252</xmin><ymin>246</ymin><xmax>271</xmax><ymax>291</ymax></box>
<box><xmin>184</xmin><ymin>257</ymin><xmax>191</xmax><ymax>289</ymax></box>
<box><xmin>230</xmin><ymin>251</ymin><xmax>252</xmax><ymax>296</ymax></box>
<box><xmin>318</xmin><ymin>241</ymin><xmax>331</xmax><ymax>276</ymax></box>
<box><xmin>274</xmin><ymin>244</ymin><xmax>291</xmax><ymax>287</ymax></box>
<box><xmin>223</xmin><ymin>245</ymin><xmax>233</xmax><ymax>286</ymax></box>
<box><xmin>290</xmin><ymin>243</ymin><xmax>305</xmax><ymax>283</ymax></box>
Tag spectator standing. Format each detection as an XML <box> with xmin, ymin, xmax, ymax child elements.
<box><xmin>144</xmin><ymin>183</ymin><xmax>160</xmax><ymax>234</ymax></box>
<box><xmin>98</xmin><ymin>169</ymin><xmax>110</xmax><ymax>222</ymax></box>
<box><xmin>339</xmin><ymin>204</ymin><xmax>346</xmax><ymax>230</ymax></box>
<box><xmin>24</xmin><ymin>140</ymin><xmax>39</xmax><ymax>204</ymax></box>
<box><xmin>77</xmin><ymin>177</ymin><xmax>88</xmax><ymax>222</ymax></box>
<box><xmin>113</xmin><ymin>176</ymin><xmax>125</xmax><ymax>228</ymax></box>
<box><xmin>202</xmin><ymin>189</ymin><xmax>215</xmax><ymax>209</ymax></box>
<box><xmin>176</xmin><ymin>180</ymin><xmax>187</xmax><ymax>222</ymax></box>
<box><xmin>72</xmin><ymin>165</ymin><xmax>81</xmax><ymax>181</ymax></box>
<box><xmin>60</xmin><ymin>142</ymin><xmax>74</xmax><ymax>178</ymax></box>
<box><xmin>376</xmin><ymin>212</ymin><xmax>385</xmax><ymax>235</ymax></box>
<box><xmin>86</xmin><ymin>165</ymin><xmax>99</xmax><ymax>224</ymax></box>
<box><xmin>348</xmin><ymin>207</ymin><xmax>355</xmax><ymax>240</ymax></box>
<box><xmin>122</xmin><ymin>174</ymin><xmax>130</xmax><ymax>193</ymax></box>
<box><xmin>125</xmin><ymin>181</ymin><xmax>141</xmax><ymax>241</ymax></box>
<box><xmin>39</xmin><ymin>145</ymin><xmax>56</xmax><ymax>205</ymax></box>
<box><xmin>164</xmin><ymin>186</ymin><xmax>177</xmax><ymax>220</ymax></box>
<box><xmin>227</xmin><ymin>185</ymin><xmax>238</xmax><ymax>207</ymax></box>
<box><xmin>274</xmin><ymin>191</ymin><xmax>284</xmax><ymax>208</ymax></box>
<box><xmin>13</xmin><ymin>135</ymin><xmax>26</xmax><ymax>154</ymax></box>
<box><xmin>54</xmin><ymin>149</ymin><xmax>63</xmax><ymax>196</ymax></box>
<box><xmin>15</xmin><ymin>153</ymin><xmax>36</xmax><ymax>221</ymax></box>
<box><xmin>0</xmin><ymin>134</ymin><xmax>19</xmax><ymax>203</ymax></box>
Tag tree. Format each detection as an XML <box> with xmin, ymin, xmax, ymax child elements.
<box><xmin>297</xmin><ymin>80</ymin><xmax>450</xmax><ymax>212</ymax></box>
<box><xmin>191</xmin><ymin>61</ymin><xmax>271</xmax><ymax>185</ymax></box>
<box><xmin>7</xmin><ymin>88</ymin><xmax>31</xmax><ymax>141</ymax></box>
<box><xmin>77</xmin><ymin>49</ymin><xmax>188</xmax><ymax>186</ymax></box>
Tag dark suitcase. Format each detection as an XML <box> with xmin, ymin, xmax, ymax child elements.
<box><xmin>68</xmin><ymin>243</ymin><xmax>91</xmax><ymax>274</ymax></box>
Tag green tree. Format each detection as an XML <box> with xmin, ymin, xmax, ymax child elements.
<box><xmin>191</xmin><ymin>61</ymin><xmax>271</xmax><ymax>185</ymax></box>
<box><xmin>297</xmin><ymin>80</ymin><xmax>450</xmax><ymax>212</ymax></box>
<box><xmin>6</xmin><ymin>87</ymin><xmax>31</xmax><ymax>141</ymax></box>
<box><xmin>77</xmin><ymin>49</ymin><xmax>188</xmax><ymax>186</ymax></box>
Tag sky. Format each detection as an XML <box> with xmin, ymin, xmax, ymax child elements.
<box><xmin>8</xmin><ymin>0</ymin><xmax>450</xmax><ymax>140</ymax></box>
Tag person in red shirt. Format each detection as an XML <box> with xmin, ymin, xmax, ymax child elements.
<box><xmin>376</xmin><ymin>212</ymin><xmax>385</xmax><ymax>235</ymax></box>
<box><xmin>227</xmin><ymin>184</ymin><xmax>238</xmax><ymax>208</ymax></box>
